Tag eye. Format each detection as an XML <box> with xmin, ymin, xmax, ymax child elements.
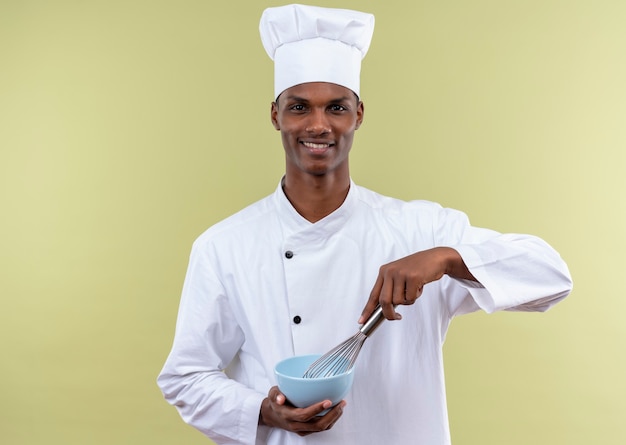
<box><xmin>329</xmin><ymin>104</ymin><xmax>348</xmax><ymax>112</ymax></box>
<box><xmin>289</xmin><ymin>104</ymin><xmax>306</xmax><ymax>112</ymax></box>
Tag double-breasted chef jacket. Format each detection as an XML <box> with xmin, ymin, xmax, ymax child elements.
<box><xmin>158</xmin><ymin>179</ymin><xmax>572</xmax><ymax>445</ymax></box>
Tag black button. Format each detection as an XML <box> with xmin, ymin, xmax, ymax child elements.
<box><xmin>285</xmin><ymin>250</ymin><xmax>294</xmax><ymax>259</ymax></box>
<box><xmin>293</xmin><ymin>315</ymin><xmax>301</xmax><ymax>324</ymax></box>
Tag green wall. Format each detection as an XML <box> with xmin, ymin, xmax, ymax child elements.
<box><xmin>1</xmin><ymin>1</ymin><xmax>624</xmax><ymax>443</ymax></box>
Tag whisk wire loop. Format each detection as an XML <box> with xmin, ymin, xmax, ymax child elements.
<box><xmin>302</xmin><ymin>305</ymin><xmax>389</xmax><ymax>379</ymax></box>
<box><xmin>303</xmin><ymin>332</ymin><xmax>366</xmax><ymax>378</ymax></box>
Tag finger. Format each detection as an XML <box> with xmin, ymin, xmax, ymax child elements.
<box><xmin>379</xmin><ymin>273</ymin><xmax>401</xmax><ymax>320</ymax></box>
<box><xmin>403</xmin><ymin>280</ymin><xmax>422</xmax><ymax>305</ymax></box>
<box><xmin>310</xmin><ymin>401</ymin><xmax>345</xmax><ymax>432</ymax></box>
<box><xmin>322</xmin><ymin>401</ymin><xmax>345</xmax><ymax>430</ymax></box>
<box><xmin>416</xmin><ymin>283</ymin><xmax>424</xmax><ymax>299</ymax></box>
<box><xmin>359</xmin><ymin>274</ymin><xmax>384</xmax><ymax>323</ymax></box>
<box><xmin>292</xmin><ymin>400</ymin><xmax>333</xmax><ymax>422</ymax></box>
<box><xmin>404</xmin><ymin>283</ymin><xmax>416</xmax><ymax>304</ymax></box>
<box><xmin>392</xmin><ymin>275</ymin><xmax>406</xmax><ymax>306</ymax></box>
<box><xmin>291</xmin><ymin>400</ymin><xmax>345</xmax><ymax>435</ymax></box>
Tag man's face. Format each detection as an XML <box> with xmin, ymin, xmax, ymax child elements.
<box><xmin>271</xmin><ymin>82</ymin><xmax>364</xmax><ymax>179</ymax></box>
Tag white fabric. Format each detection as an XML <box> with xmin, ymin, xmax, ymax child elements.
<box><xmin>259</xmin><ymin>4</ymin><xmax>375</xmax><ymax>98</ymax></box>
<box><xmin>157</xmin><ymin>180</ymin><xmax>572</xmax><ymax>445</ymax></box>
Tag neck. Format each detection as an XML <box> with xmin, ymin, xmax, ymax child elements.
<box><xmin>282</xmin><ymin>174</ymin><xmax>350</xmax><ymax>223</ymax></box>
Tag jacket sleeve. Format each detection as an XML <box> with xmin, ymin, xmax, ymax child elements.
<box><xmin>156</xmin><ymin>240</ymin><xmax>266</xmax><ymax>445</ymax></box>
<box><xmin>433</xmin><ymin>207</ymin><xmax>573</xmax><ymax>316</ymax></box>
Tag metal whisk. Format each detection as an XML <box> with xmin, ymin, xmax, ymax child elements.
<box><xmin>303</xmin><ymin>305</ymin><xmax>388</xmax><ymax>378</ymax></box>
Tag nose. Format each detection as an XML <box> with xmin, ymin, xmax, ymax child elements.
<box><xmin>305</xmin><ymin>109</ymin><xmax>331</xmax><ymax>135</ymax></box>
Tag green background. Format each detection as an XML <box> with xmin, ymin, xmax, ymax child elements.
<box><xmin>1</xmin><ymin>0</ymin><xmax>624</xmax><ymax>443</ymax></box>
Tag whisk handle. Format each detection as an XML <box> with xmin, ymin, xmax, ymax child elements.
<box><xmin>359</xmin><ymin>305</ymin><xmax>394</xmax><ymax>337</ymax></box>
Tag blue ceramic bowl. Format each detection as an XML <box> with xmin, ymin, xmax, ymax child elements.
<box><xmin>274</xmin><ymin>354</ymin><xmax>355</xmax><ymax>409</ymax></box>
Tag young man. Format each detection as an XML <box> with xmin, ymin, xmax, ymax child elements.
<box><xmin>158</xmin><ymin>5</ymin><xmax>572</xmax><ymax>444</ymax></box>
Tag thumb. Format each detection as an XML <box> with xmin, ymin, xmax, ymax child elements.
<box><xmin>275</xmin><ymin>393</ymin><xmax>286</xmax><ymax>405</ymax></box>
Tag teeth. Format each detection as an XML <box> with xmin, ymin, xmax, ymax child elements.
<box><xmin>303</xmin><ymin>142</ymin><xmax>330</xmax><ymax>149</ymax></box>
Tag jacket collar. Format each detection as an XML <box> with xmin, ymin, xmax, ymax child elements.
<box><xmin>273</xmin><ymin>177</ymin><xmax>358</xmax><ymax>239</ymax></box>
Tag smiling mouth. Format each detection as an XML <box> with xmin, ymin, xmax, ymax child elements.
<box><xmin>301</xmin><ymin>141</ymin><xmax>333</xmax><ymax>149</ymax></box>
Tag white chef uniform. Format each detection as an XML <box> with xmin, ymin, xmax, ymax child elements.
<box><xmin>157</xmin><ymin>180</ymin><xmax>572</xmax><ymax>444</ymax></box>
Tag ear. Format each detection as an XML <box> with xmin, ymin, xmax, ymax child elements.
<box><xmin>355</xmin><ymin>101</ymin><xmax>365</xmax><ymax>130</ymax></box>
<box><xmin>270</xmin><ymin>102</ymin><xmax>280</xmax><ymax>130</ymax></box>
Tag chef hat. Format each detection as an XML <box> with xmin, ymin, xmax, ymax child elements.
<box><xmin>259</xmin><ymin>4</ymin><xmax>375</xmax><ymax>99</ymax></box>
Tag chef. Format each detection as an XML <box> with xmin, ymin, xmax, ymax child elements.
<box><xmin>157</xmin><ymin>4</ymin><xmax>572</xmax><ymax>444</ymax></box>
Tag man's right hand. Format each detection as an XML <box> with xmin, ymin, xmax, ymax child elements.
<box><xmin>258</xmin><ymin>386</ymin><xmax>346</xmax><ymax>436</ymax></box>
